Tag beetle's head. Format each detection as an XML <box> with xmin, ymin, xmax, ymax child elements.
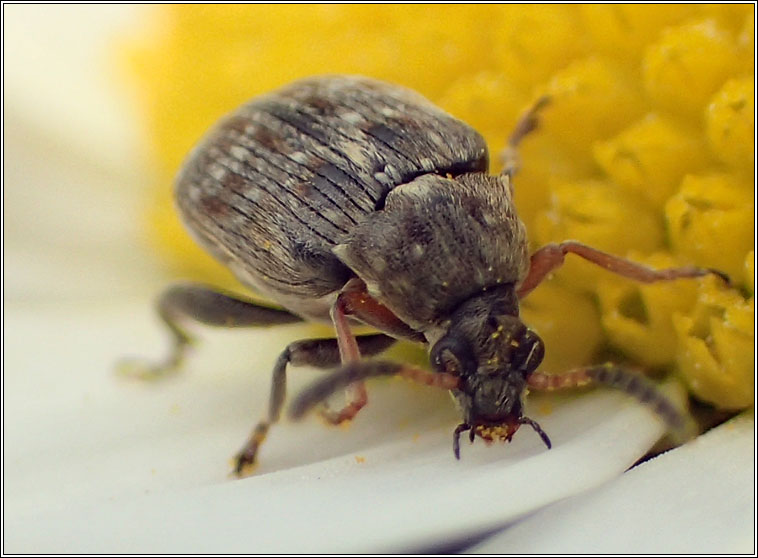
<box><xmin>428</xmin><ymin>288</ymin><xmax>551</xmax><ymax>456</ymax></box>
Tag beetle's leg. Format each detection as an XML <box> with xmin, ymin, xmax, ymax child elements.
<box><xmin>318</xmin><ymin>279</ymin><xmax>426</xmax><ymax>424</ymax></box>
<box><xmin>528</xmin><ymin>365</ymin><xmax>696</xmax><ymax>442</ymax></box>
<box><xmin>289</xmin><ymin>360</ymin><xmax>459</xmax><ymax>421</ymax></box>
<box><xmin>500</xmin><ymin>95</ymin><xmax>550</xmax><ymax>180</ymax></box>
<box><xmin>118</xmin><ymin>282</ymin><xmax>303</xmax><ymax>379</ymax></box>
<box><xmin>234</xmin><ymin>333</ymin><xmax>396</xmax><ymax>476</ymax></box>
<box><xmin>517</xmin><ymin>241</ymin><xmax>730</xmax><ymax>299</ymax></box>
<box><xmin>321</xmin><ymin>286</ymin><xmax>369</xmax><ymax>425</ymax></box>
<box><xmin>337</xmin><ymin>279</ymin><xmax>426</xmax><ymax>343</ymax></box>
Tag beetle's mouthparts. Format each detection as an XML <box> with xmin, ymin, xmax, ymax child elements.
<box><xmin>452</xmin><ymin>416</ymin><xmax>552</xmax><ymax>459</ymax></box>
<box><xmin>474</xmin><ymin>423</ymin><xmax>519</xmax><ymax>443</ymax></box>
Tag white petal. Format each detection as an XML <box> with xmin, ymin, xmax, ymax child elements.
<box><xmin>3</xmin><ymin>5</ymin><xmax>146</xmax><ymax>171</ymax></box>
<box><xmin>4</xmin><ymin>6</ymin><xmax>158</xmax><ymax>303</ymax></box>
<box><xmin>4</xmin><ymin>297</ymin><xmax>678</xmax><ymax>552</ymax></box>
<box><xmin>470</xmin><ymin>412</ymin><xmax>755</xmax><ymax>554</ymax></box>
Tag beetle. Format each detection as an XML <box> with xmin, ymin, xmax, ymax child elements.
<box><xmin>122</xmin><ymin>75</ymin><xmax>728</xmax><ymax>475</ymax></box>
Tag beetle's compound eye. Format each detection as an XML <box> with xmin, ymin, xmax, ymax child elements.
<box><xmin>494</xmin><ymin>315</ymin><xmax>545</xmax><ymax>374</ymax></box>
<box><xmin>430</xmin><ymin>335</ymin><xmax>475</xmax><ymax>377</ymax></box>
<box><xmin>517</xmin><ymin>329</ymin><xmax>545</xmax><ymax>374</ymax></box>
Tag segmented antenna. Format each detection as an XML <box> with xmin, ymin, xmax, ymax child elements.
<box><xmin>529</xmin><ymin>364</ymin><xmax>697</xmax><ymax>442</ymax></box>
<box><xmin>289</xmin><ymin>360</ymin><xmax>459</xmax><ymax>420</ymax></box>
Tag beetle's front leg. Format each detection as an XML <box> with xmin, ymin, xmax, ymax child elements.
<box><xmin>320</xmin><ymin>279</ymin><xmax>427</xmax><ymax>424</ymax></box>
<box><xmin>320</xmin><ymin>283</ymin><xmax>370</xmax><ymax>425</ymax></box>
<box><xmin>118</xmin><ymin>282</ymin><xmax>303</xmax><ymax>379</ymax></box>
<box><xmin>517</xmin><ymin>241</ymin><xmax>730</xmax><ymax>299</ymax></box>
<box><xmin>234</xmin><ymin>333</ymin><xmax>396</xmax><ymax>476</ymax></box>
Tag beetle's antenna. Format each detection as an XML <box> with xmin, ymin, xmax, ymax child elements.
<box><xmin>453</xmin><ymin>423</ymin><xmax>472</xmax><ymax>459</ymax></box>
<box><xmin>528</xmin><ymin>364</ymin><xmax>697</xmax><ymax>442</ymax></box>
<box><xmin>587</xmin><ymin>365</ymin><xmax>697</xmax><ymax>443</ymax></box>
<box><xmin>519</xmin><ymin>416</ymin><xmax>552</xmax><ymax>449</ymax></box>
<box><xmin>289</xmin><ymin>360</ymin><xmax>459</xmax><ymax>420</ymax></box>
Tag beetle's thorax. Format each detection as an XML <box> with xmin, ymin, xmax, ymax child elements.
<box><xmin>333</xmin><ymin>172</ymin><xmax>530</xmax><ymax>331</ymax></box>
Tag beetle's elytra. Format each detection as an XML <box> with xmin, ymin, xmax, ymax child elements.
<box><xmin>123</xmin><ymin>75</ymin><xmax>727</xmax><ymax>475</ymax></box>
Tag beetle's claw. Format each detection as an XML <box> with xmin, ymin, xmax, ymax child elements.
<box><xmin>231</xmin><ymin>422</ymin><xmax>269</xmax><ymax>477</ymax></box>
<box><xmin>232</xmin><ymin>453</ymin><xmax>258</xmax><ymax>478</ymax></box>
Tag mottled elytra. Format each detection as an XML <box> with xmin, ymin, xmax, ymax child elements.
<box><xmin>120</xmin><ymin>75</ymin><xmax>727</xmax><ymax>475</ymax></box>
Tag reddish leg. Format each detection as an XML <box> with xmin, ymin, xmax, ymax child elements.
<box><xmin>321</xmin><ymin>279</ymin><xmax>440</xmax><ymax>424</ymax></box>
<box><xmin>528</xmin><ymin>364</ymin><xmax>696</xmax><ymax>442</ymax></box>
<box><xmin>320</xmin><ymin>278</ymin><xmax>427</xmax><ymax>424</ymax></box>
<box><xmin>320</xmin><ymin>287</ymin><xmax>367</xmax><ymax>425</ymax></box>
<box><xmin>330</xmin><ymin>287</ymin><xmax>363</xmax><ymax>363</ymax></box>
<box><xmin>517</xmin><ymin>241</ymin><xmax>730</xmax><ymax>299</ymax></box>
<box><xmin>338</xmin><ymin>279</ymin><xmax>426</xmax><ymax>343</ymax></box>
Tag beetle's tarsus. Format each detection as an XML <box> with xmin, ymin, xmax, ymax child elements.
<box><xmin>708</xmin><ymin>268</ymin><xmax>732</xmax><ymax>286</ymax></box>
<box><xmin>233</xmin><ymin>454</ymin><xmax>258</xmax><ymax>478</ymax></box>
<box><xmin>317</xmin><ymin>399</ymin><xmax>365</xmax><ymax>425</ymax></box>
<box><xmin>233</xmin><ymin>422</ymin><xmax>269</xmax><ymax>477</ymax></box>
<box><xmin>115</xmin><ymin>341</ymin><xmax>189</xmax><ymax>381</ymax></box>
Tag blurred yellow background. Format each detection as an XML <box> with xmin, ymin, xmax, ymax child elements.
<box><xmin>124</xmin><ymin>4</ymin><xmax>754</xmax><ymax>410</ymax></box>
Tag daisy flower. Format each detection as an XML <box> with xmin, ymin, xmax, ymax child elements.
<box><xmin>4</xmin><ymin>5</ymin><xmax>753</xmax><ymax>553</ymax></box>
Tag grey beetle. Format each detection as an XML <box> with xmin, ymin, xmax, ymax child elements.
<box><xmin>122</xmin><ymin>75</ymin><xmax>727</xmax><ymax>475</ymax></box>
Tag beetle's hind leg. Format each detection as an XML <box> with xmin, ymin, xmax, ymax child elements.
<box><xmin>117</xmin><ymin>282</ymin><xmax>303</xmax><ymax>380</ymax></box>
<box><xmin>234</xmin><ymin>333</ymin><xmax>396</xmax><ymax>476</ymax></box>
